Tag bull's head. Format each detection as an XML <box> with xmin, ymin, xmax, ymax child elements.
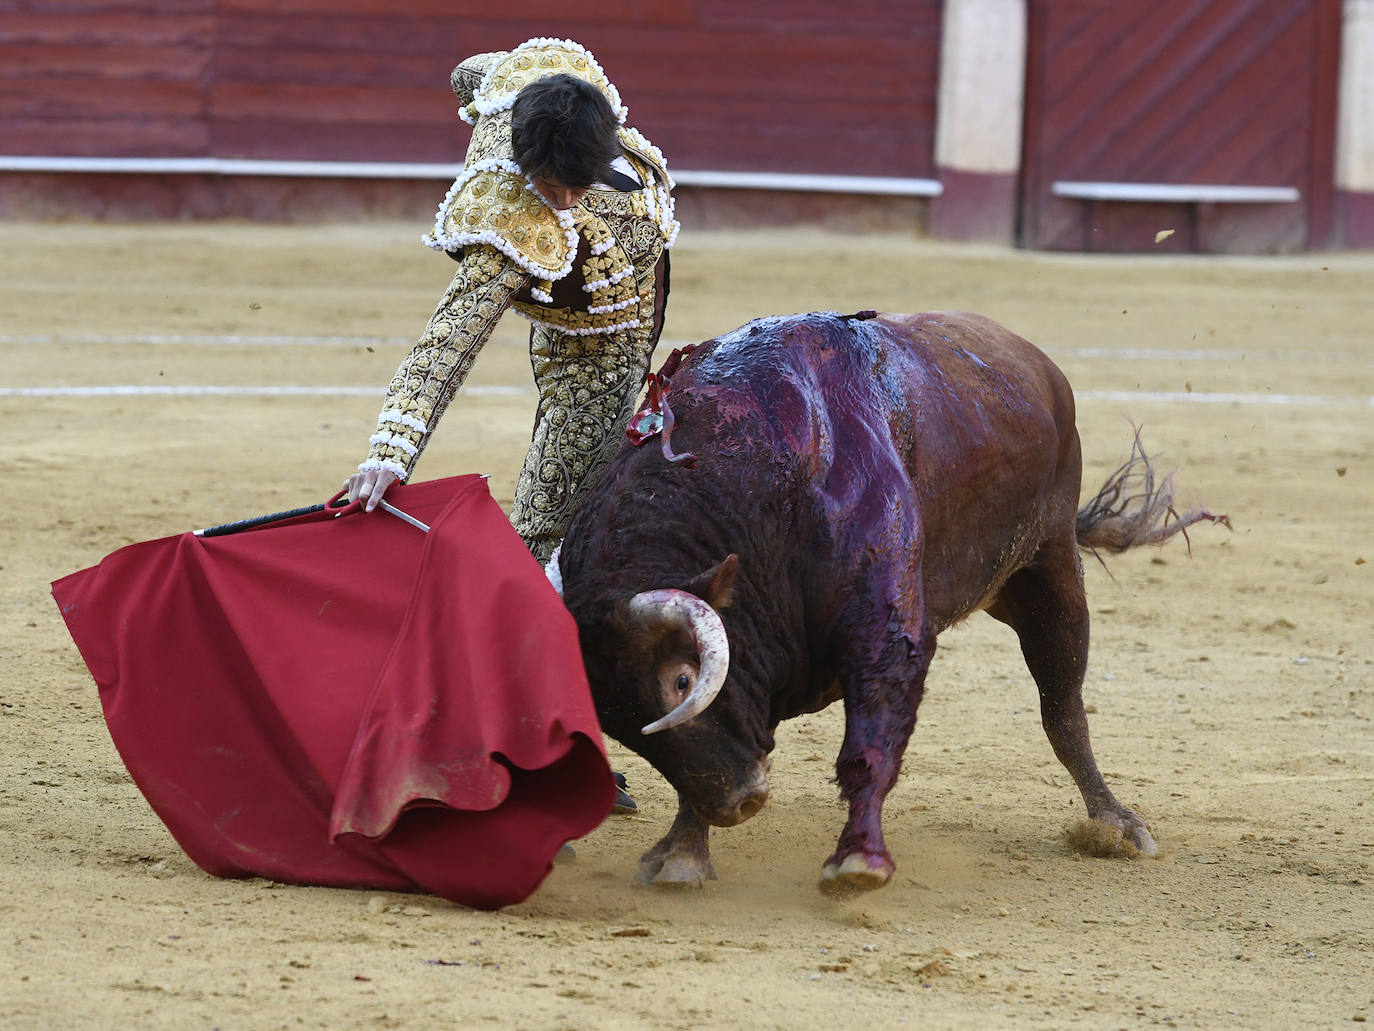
<box><xmin>571</xmin><ymin>553</ymin><xmax>771</xmax><ymax>827</ymax></box>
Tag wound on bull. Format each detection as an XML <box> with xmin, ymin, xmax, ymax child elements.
<box><xmin>557</xmin><ymin>310</ymin><xmax>1227</xmax><ymax>894</ymax></box>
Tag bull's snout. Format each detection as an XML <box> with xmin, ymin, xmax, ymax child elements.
<box><xmin>701</xmin><ymin>760</ymin><xmax>771</xmax><ymax>827</ymax></box>
<box><xmin>705</xmin><ymin>789</ymin><xmax>768</xmax><ymax>827</ymax></box>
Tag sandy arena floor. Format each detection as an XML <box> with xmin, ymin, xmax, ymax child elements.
<box><xmin>0</xmin><ymin>221</ymin><xmax>1371</xmax><ymax>1029</ymax></box>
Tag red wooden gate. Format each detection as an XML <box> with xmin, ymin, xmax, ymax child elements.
<box><xmin>1019</xmin><ymin>0</ymin><xmax>1341</xmax><ymax>253</ymax></box>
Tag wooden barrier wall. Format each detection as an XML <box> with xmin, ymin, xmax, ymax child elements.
<box><xmin>1</xmin><ymin>0</ymin><xmax>944</xmax><ymax>179</ymax></box>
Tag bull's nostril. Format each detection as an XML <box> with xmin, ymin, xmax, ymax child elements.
<box><xmin>738</xmin><ymin>797</ymin><xmax>763</xmax><ymax>821</ymax></box>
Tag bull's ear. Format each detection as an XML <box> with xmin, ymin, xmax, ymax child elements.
<box><xmin>686</xmin><ymin>554</ymin><xmax>738</xmax><ymax>611</ymax></box>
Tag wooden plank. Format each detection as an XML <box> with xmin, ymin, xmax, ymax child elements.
<box><xmin>1021</xmin><ymin>0</ymin><xmax>1338</xmax><ymax>251</ymax></box>
<box><xmin>212</xmin><ymin>14</ymin><xmax>696</xmax><ymax>55</ymax></box>
<box><xmin>0</xmin><ymin>11</ymin><xmax>213</xmax><ymax>45</ymax></box>
<box><xmin>1197</xmin><ymin>202</ymin><xmax>1307</xmax><ymax>253</ymax></box>
<box><xmin>628</xmin><ymin>91</ymin><xmax>934</xmax><ymax>129</ymax></box>
<box><xmin>0</xmin><ymin>118</ymin><xmax>209</xmax><ymax>157</ymax></box>
<box><xmin>1037</xmin><ymin>4</ymin><xmax>1116</xmax><ymax>103</ymax></box>
<box><xmin>214</xmin><ymin>11</ymin><xmax>469</xmax><ymax>52</ymax></box>
<box><xmin>1044</xmin><ymin>1</ymin><xmax>1269</xmax><ymax>176</ymax></box>
<box><xmin>217</xmin><ymin>0</ymin><xmax>691</xmax><ymax>21</ymax></box>
<box><xmin>1</xmin><ymin>0</ymin><xmax>214</xmax><ymax>11</ymax></box>
<box><xmin>1178</xmin><ymin>53</ymin><xmax>1310</xmax><ymax>184</ymax></box>
<box><xmin>1019</xmin><ymin>0</ymin><xmax>1056</xmax><ymax>247</ymax></box>
<box><xmin>0</xmin><ymin>78</ymin><xmax>205</xmax><ymax>120</ymax></box>
<box><xmin>1305</xmin><ymin>0</ymin><xmax>1341</xmax><ymax>248</ymax></box>
<box><xmin>0</xmin><ymin>4</ymin><xmax>938</xmax><ymax>181</ymax></box>
<box><xmin>649</xmin><ymin>126</ymin><xmax>934</xmax><ymax>178</ymax></box>
<box><xmin>1084</xmin><ymin>199</ymin><xmax>1195</xmax><ymax>252</ymax></box>
<box><xmin>1101</xmin><ymin>0</ymin><xmax>1308</xmax><ymax>182</ymax></box>
<box><xmin>690</xmin><ymin>0</ymin><xmax>937</xmax><ymax>35</ymax></box>
<box><xmin>0</xmin><ymin>42</ymin><xmax>208</xmax><ymax>80</ymax></box>
<box><xmin>1044</xmin><ymin>3</ymin><xmax>1159</xmax><ymax>111</ymax></box>
<box><xmin>209</xmin><ymin>120</ymin><xmax>464</xmax><ymax>163</ymax></box>
<box><xmin>208</xmin><ymin>83</ymin><xmax>454</xmax><ymax>126</ymax></box>
<box><xmin>212</xmin><ymin>47</ymin><xmax>450</xmax><ymax>89</ymax></box>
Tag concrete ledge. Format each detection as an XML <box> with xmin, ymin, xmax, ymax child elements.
<box><xmin>672</xmin><ymin>170</ymin><xmax>942</xmax><ymax>197</ymax></box>
<box><xmin>1052</xmin><ymin>181</ymin><xmax>1301</xmax><ymax>204</ymax></box>
<box><xmin>0</xmin><ymin>170</ymin><xmax>932</xmax><ymax>231</ymax></box>
<box><xmin>0</xmin><ymin>155</ymin><xmax>942</xmax><ymax>197</ymax></box>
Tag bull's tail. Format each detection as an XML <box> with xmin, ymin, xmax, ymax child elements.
<box><xmin>1076</xmin><ymin>430</ymin><xmax>1230</xmax><ymax>562</ymax></box>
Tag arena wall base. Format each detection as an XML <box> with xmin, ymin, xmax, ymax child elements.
<box><xmin>669</xmin><ymin>187</ymin><xmax>929</xmax><ymax>235</ymax></box>
<box><xmin>0</xmin><ymin>174</ymin><xmax>933</xmax><ymax>237</ymax></box>
<box><xmin>1333</xmin><ymin>188</ymin><xmax>1374</xmax><ymax>247</ymax></box>
<box><xmin>927</xmin><ymin>168</ymin><xmax>1017</xmax><ymax>244</ymax></box>
<box><xmin>0</xmin><ymin>172</ymin><xmax>441</xmax><ymax>223</ymax></box>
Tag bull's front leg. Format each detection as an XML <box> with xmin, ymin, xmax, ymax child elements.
<box><xmin>633</xmin><ymin>791</ymin><xmax>717</xmax><ymax>889</ymax></box>
<box><xmin>820</xmin><ymin>616</ymin><xmax>935</xmax><ymax>896</ymax></box>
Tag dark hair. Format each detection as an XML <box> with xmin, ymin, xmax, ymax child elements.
<box><xmin>510</xmin><ymin>74</ymin><xmax>622</xmax><ymax>189</ymax></box>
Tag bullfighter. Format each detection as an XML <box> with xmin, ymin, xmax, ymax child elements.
<box><xmin>345</xmin><ymin>37</ymin><xmax>679</xmax><ymax>564</ymax></box>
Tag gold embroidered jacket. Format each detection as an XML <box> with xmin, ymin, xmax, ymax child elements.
<box><xmin>363</xmin><ymin>38</ymin><xmax>678</xmax><ymax>481</ymax></box>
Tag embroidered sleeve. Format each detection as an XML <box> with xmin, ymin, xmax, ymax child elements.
<box><xmin>361</xmin><ymin>245</ymin><xmax>531</xmax><ymax>480</ymax></box>
<box><xmin>450</xmin><ymin>51</ymin><xmax>506</xmax><ymax>106</ymax></box>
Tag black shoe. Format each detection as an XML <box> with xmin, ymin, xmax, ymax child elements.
<box><xmin>611</xmin><ymin>771</ymin><xmax>637</xmax><ymax>814</ymax></box>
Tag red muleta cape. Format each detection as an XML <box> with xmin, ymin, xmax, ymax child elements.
<box><xmin>51</xmin><ymin>474</ymin><xmax>615</xmax><ymax>910</ymax></box>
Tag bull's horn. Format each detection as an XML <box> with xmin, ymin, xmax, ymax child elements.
<box><xmin>628</xmin><ymin>589</ymin><xmax>730</xmax><ymax>735</ymax></box>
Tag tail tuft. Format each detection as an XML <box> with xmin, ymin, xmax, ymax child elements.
<box><xmin>1076</xmin><ymin>429</ymin><xmax>1230</xmax><ymax>563</ymax></box>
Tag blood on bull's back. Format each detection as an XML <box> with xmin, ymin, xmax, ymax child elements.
<box><xmin>557</xmin><ymin>309</ymin><xmax>1223</xmax><ymax>895</ymax></box>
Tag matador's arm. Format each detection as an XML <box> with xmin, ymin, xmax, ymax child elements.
<box><xmin>361</xmin><ymin>245</ymin><xmax>531</xmax><ymax>480</ymax></box>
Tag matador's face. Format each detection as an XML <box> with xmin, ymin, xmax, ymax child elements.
<box><xmin>531</xmin><ymin>175</ymin><xmax>587</xmax><ymax>211</ymax></box>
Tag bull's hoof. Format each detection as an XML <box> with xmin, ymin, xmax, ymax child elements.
<box><xmin>632</xmin><ymin>853</ymin><xmax>717</xmax><ymax>889</ymax></box>
<box><xmin>1067</xmin><ymin>816</ymin><xmax>1157</xmax><ymax>858</ymax></box>
<box><xmin>1130</xmin><ymin>824</ymin><xmax>1158</xmax><ymax>856</ymax></box>
<box><xmin>818</xmin><ymin>852</ymin><xmax>894</xmax><ymax>896</ymax></box>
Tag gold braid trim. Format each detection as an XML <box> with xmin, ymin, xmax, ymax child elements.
<box><xmin>362</xmin><ymin>246</ymin><xmax>530</xmax><ymax>479</ymax></box>
<box><xmin>510</xmin><ymin>318</ymin><xmax>658</xmax><ymax>563</ymax></box>
<box><xmin>510</xmin><ymin>192</ymin><xmax>667</xmax><ymax>560</ymax></box>
<box><xmin>508</xmin><ymin>192</ymin><xmax>660</xmax><ymax>334</ymax></box>
<box><xmin>427</xmin><ymin>42</ymin><xmax>677</xmax><ymax>280</ymax></box>
<box><xmin>472</xmin><ymin>39</ymin><xmax>625</xmax><ymax>121</ymax></box>
<box><xmin>450</xmin><ymin>51</ymin><xmax>506</xmax><ymax>107</ymax></box>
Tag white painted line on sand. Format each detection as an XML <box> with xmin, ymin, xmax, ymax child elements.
<box><xmin>0</xmin><ymin>333</ymin><xmax>413</xmax><ymax>347</ymax></box>
<box><xmin>0</xmin><ymin>385</ymin><xmax>531</xmax><ymax>397</ymax></box>
<box><xmin>2</xmin><ymin>385</ymin><xmax>1368</xmax><ymax>406</ymax></box>
<box><xmin>1</xmin><ymin>333</ymin><xmax>1361</xmax><ymax>366</ymax></box>
<box><xmin>1075</xmin><ymin>390</ymin><xmax>1373</xmax><ymax>407</ymax></box>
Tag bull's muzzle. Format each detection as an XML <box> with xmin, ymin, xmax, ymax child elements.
<box><xmin>701</xmin><ymin>760</ymin><xmax>771</xmax><ymax>827</ymax></box>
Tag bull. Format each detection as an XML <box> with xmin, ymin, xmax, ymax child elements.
<box><xmin>554</xmin><ymin>310</ymin><xmax>1224</xmax><ymax>894</ymax></box>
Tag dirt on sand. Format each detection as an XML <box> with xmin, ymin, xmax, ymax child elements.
<box><xmin>1</xmin><ymin>222</ymin><xmax>1371</xmax><ymax>1029</ymax></box>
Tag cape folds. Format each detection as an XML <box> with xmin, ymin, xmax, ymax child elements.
<box><xmin>52</xmin><ymin>474</ymin><xmax>614</xmax><ymax>910</ymax></box>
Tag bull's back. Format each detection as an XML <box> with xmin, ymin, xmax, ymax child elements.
<box><xmin>877</xmin><ymin>311</ymin><xmax>1075</xmax><ymax>482</ymax></box>
<box><xmin>649</xmin><ymin>311</ymin><xmax>1079</xmax><ymax>624</ymax></box>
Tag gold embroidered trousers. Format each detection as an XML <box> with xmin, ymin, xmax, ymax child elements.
<box><xmin>511</xmin><ymin>321</ymin><xmax>658</xmax><ymax>562</ymax></box>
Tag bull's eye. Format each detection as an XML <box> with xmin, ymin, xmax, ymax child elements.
<box><xmin>676</xmin><ymin>673</ymin><xmax>690</xmax><ymax>693</ymax></box>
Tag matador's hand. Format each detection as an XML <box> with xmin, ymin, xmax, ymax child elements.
<box><xmin>344</xmin><ymin>468</ymin><xmax>399</xmax><ymax>512</ymax></box>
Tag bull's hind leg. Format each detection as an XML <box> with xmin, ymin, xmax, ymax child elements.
<box><xmin>987</xmin><ymin>538</ymin><xmax>1157</xmax><ymax>855</ymax></box>
<box><xmin>633</xmin><ymin>793</ymin><xmax>717</xmax><ymax>889</ymax></box>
